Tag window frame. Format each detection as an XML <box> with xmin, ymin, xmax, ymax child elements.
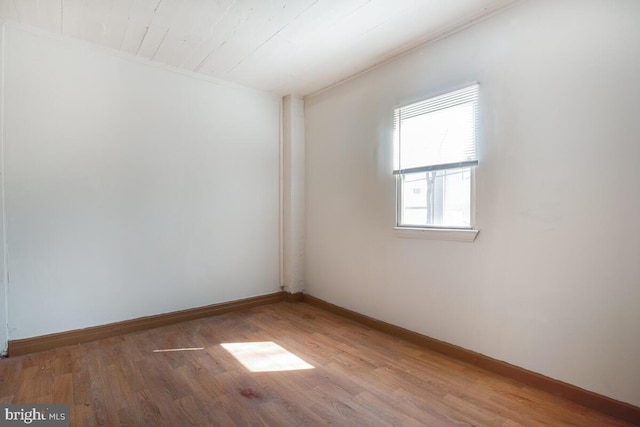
<box><xmin>393</xmin><ymin>83</ymin><xmax>480</xmax><ymax>241</ymax></box>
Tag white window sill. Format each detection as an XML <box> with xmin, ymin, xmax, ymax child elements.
<box><xmin>394</xmin><ymin>227</ymin><xmax>479</xmax><ymax>242</ymax></box>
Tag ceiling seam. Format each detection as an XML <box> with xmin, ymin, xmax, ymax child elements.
<box><xmin>227</xmin><ymin>0</ymin><xmax>320</xmax><ymax>75</ymax></box>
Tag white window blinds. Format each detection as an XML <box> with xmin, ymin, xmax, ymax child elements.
<box><xmin>393</xmin><ymin>84</ymin><xmax>479</xmax><ymax>175</ymax></box>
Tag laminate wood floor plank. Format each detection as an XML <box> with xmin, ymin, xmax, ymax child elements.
<box><xmin>0</xmin><ymin>302</ymin><xmax>634</xmax><ymax>426</ymax></box>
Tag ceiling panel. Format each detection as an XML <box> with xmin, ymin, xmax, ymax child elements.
<box><xmin>0</xmin><ymin>0</ymin><xmax>519</xmax><ymax>95</ymax></box>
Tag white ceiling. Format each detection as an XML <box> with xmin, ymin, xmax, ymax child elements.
<box><xmin>0</xmin><ymin>0</ymin><xmax>518</xmax><ymax>96</ymax></box>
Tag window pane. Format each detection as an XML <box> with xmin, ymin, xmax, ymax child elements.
<box><xmin>400</xmin><ymin>167</ymin><xmax>471</xmax><ymax>228</ymax></box>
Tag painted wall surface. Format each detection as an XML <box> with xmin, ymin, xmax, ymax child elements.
<box><xmin>0</xmin><ymin>23</ymin><xmax>7</xmax><ymax>353</ymax></box>
<box><xmin>305</xmin><ymin>0</ymin><xmax>640</xmax><ymax>406</ymax></box>
<box><xmin>3</xmin><ymin>25</ymin><xmax>280</xmax><ymax>340</ymax></box>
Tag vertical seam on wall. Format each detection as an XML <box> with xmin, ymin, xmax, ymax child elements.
<box><xmin>0</xmin><ymin>22</ymin><xmax>9</xmax><ymax>353</ymax></box>
<box><xmin>278</xmin><ymin>97</ymin><xmax>285</xmax><ymax>291</ymax></box>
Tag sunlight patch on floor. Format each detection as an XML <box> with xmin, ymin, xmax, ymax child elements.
<box><xmin>221</xmin><ymin>342</ymin><xmax>315</xmax><ymax>372</ymax></box>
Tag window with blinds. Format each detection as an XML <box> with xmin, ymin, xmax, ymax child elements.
<box><xmin>393</xmin><ymin>84</ymin><xmax>479</xmax><ymax>229</ymax></box>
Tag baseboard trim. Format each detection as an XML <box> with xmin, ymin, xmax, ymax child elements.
<box><xmin>283</xmin><ymin>291</ymin><xmax>304</xmax><ymax>302</ymax></box>
<box><xmin>303</xmin><ymin>294</ymin><xmax>640</xmax><ymax>425</ymax></box>
<box><xmin>8</xmin><ymin>292</ymin><xmax>288</xmax><ymax>357</ymax></box>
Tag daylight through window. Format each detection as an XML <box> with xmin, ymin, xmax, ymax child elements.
<box><xmin>393</xmin><ymin>84</ymin><xmax>478</xmax><ymax>228</ymax></box>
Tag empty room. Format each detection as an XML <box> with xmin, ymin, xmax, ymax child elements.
<box><xmin>0</xmin><ymin>0</ymin><xmax>638</xmax><ymax>425</ymax></box>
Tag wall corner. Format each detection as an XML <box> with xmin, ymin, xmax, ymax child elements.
<box><xmin>281</xmin><ymin>95</ymin><xmax>306</xmax><ymax>294</ymax></box>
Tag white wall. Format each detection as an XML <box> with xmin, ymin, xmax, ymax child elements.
<box><xmin>2</xmin><ymin>24</ymin><xmax>280</xmax><ymax>341</ymax></box>
<box><xmin>0</xmin><ymin>23</ymin><xmax>7</xmax><ymax>353</ymax></box>
<box><xmin>305</xmin><ymin>0</ymin><xmax>640</xmax><ymax>407</ymax></box>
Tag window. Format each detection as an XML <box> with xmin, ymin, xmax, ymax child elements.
<box><xmin>393</xmin><ymin>84</ymin><xmax>478</xmax><ymax>229</ymax></box>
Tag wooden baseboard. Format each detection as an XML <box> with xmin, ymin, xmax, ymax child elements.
<box><xmin>283</xmin><ymin>291</ymin><xmax>304</xmax><ymax>302</ymax></box>
<box><xmin>302</xmin><ymin>294</ymin><xmax>640</xmax><ymax>425</ymax></box>
<box><xmin>8</xmin><ymin>292</ymin><xmax>289</xmax><ymax>357</ymax></box>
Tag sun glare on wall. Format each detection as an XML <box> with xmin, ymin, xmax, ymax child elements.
<box><xmin>221</xmin><ymin>342</ymin><xmax>315</xmax><ymax>373</ymax></box>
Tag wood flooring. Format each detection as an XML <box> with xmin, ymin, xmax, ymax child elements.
<box><xmin>0</xmin><ymin>302</ymin><xmax>633</xmax><ymax>426</ymax></box>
